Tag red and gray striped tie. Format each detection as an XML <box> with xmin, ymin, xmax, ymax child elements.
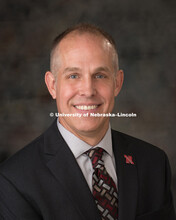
<box><xmin>87</xmin><ymin>147</ymin><xmax>118</xmax><ymax>220</ymax></box>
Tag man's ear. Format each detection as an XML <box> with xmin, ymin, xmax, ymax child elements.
<box><xmin>114</xmin><ymin>69</ymin><xmax>124</xmax><ymax>97</ymax></box>
<box><xmin>45</xmin><ymin>71</ymin><xmax>56</xmax><ymax>99</ymax></box>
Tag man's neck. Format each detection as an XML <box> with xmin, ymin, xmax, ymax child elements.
<box><xmin>58</xmin><ymin>120</ymin><xmax>109</xmax><ymax>146</ymax></box>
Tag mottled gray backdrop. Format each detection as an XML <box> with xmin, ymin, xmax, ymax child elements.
<box><xmin>1</xmin><ymin>0</ymin><xmax>176</xmax><ymax>209</ymax></box>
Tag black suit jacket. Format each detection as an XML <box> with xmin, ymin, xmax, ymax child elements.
<box><xmin>0</xmin><ymin>120</ymin><xmax>175</xmax><ymax>220</ymax></box>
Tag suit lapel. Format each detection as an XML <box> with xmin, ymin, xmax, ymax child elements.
<box><xmin>112</xmin><ymin>130</ymin><xmax>138</xmax><ymax>220</ymax></box>
<box><xmin>43</xmin><ymin>120</ymin><xmax>101</xmax><ymax>220</ymax></box>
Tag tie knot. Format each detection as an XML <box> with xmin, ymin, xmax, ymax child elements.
<box><xmin>86</xmin><ymin>147</ymin><xmax>104</xmax><ymax>169</ymax></box>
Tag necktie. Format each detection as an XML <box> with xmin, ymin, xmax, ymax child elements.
<box><xmin>87</xmin><ymin>147</ymin><xmax>118</xmax><ymax>220</ymax></box>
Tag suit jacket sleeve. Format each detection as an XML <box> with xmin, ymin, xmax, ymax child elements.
<box><xmin>136</xmin><ymin>151</ymin><xmax>176</xmax><ymax>220</ymax></box>
<box><xmin>0</xmin><ymin>173</ymin><xmax>42</xmax><ymax>220</ymax></box>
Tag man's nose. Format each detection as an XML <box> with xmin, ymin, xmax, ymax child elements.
<box><xmin>78</xmin><ymin>77</ymin><xmax>96</xmax><ymax>97</ymax></box>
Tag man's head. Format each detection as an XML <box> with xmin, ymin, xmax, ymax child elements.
<box><xmin>45</xmin><ymin>23</ymin><xmax>123</xmax><ymax>145</ymax></box>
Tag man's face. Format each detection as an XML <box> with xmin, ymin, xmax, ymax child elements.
<box><xmin>46</xmin><ymin>33</ymin><xmax>123</xmax><ymax>142</ymax></box>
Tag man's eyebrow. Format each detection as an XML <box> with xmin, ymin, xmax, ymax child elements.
<box><xmin>93</xmin><ymin>66</ymin><xmax>111</xmax><ymax>73</ymax></box>
<box><xmin>63</xmin><ymin>67</ymin><xmax>81</xmax><ymax>74</ymax></box>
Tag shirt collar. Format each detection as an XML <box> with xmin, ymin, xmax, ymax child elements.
<box><xmin>57</xmin><ymin>120</ymin><xmax>113</xmax><ymax>158</ymax></box>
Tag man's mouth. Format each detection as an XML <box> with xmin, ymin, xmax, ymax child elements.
<box><xmin>74</xmin><ymin>105</ymin><xmax>99</xmax><ymax>110</ymax></box>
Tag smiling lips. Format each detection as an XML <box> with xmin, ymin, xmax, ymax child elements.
<box><xmin>74</xmin><ymin>105</ymin><xmax>99</xmax><ymax>110</ymax></box>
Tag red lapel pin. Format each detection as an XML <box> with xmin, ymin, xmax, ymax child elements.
<box><xmin>124</xmin><ymin>155</ymin><xmax>134</xmax><ymax>165</ymax></box>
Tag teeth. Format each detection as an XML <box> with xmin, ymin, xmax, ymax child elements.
<box><xmin>75</xmin><ymin>105</ymin><xmax>98</xmax><ymax>110</ymax></box>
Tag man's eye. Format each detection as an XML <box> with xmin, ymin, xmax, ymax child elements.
<box><xmin>95</xmin><ymin>74</ymin><xmax>105</xmax><ymax>79</ymax></box>
<box><xmin>69</xmin><ymin>74</ymin><xmax>78</xmax><ymax>79</ymax></box>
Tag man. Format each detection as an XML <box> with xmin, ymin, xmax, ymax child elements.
<box><xmin>0</xmin><ymin>23</ymin><xmax>175</xmax><ymax>220</ymax></box>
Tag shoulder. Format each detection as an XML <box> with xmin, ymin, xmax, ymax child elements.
<box><xmin>111</xmin><ymin>129</ymin><xmax>172</xmax><ymax>193</ymax></box>
<box><xmin>0</xmin><ymin>119</ymin><xmax>59</xmax><ymax>178</ymax></box>
<box><xmin>111</xmin><ymin>129</ymin><xmax>168</xmax><ymax>165</ymax></box>
<box><xmin>0</xmin><ymin>132</ymin><xmax>44</xmax><ymax>177</ymax></box>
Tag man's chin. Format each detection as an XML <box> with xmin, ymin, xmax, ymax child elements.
<box><xmin>59</xmin><ymin>116</ymin><xmax>109</xmax><ymax>136</ymax></box>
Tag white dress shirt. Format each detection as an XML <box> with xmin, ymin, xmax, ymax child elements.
<box><xmin>57</xmin><ymin>120</ymin><xmax>118</xmax><ymax>192</ymax></box>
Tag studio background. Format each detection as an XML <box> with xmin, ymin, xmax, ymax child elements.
<box><xmin>1</xmin><ymin>0</ymin><xmax>176</xmax><ymax>209</ymax></box>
